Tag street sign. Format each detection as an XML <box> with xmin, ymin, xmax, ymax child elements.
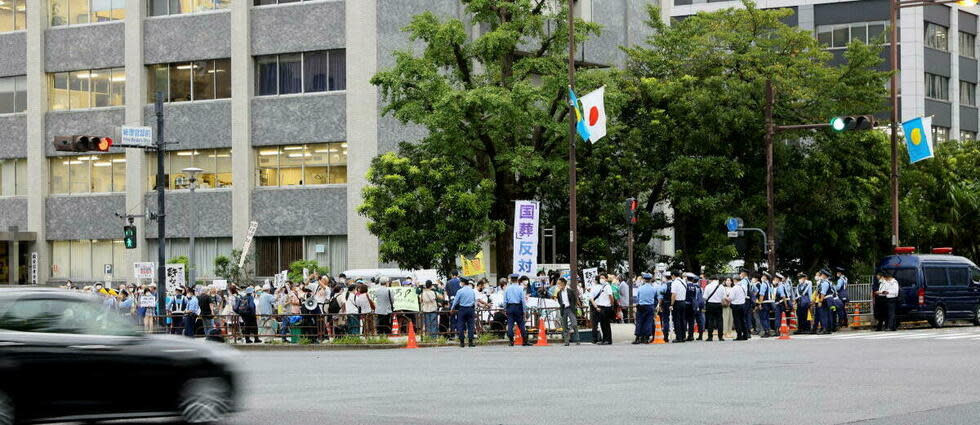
<box><xmin>119</xmin><ymin>126</ymin><xmax>153</xmax><ymax>148</ymax></box>
<box><xmin>238</xmin><ymin>221</ymin><xmax>259</xmax><ymax>268</ymax></box>
<box><xmin>30</xmin><ymin>252</ymin><xmax>38</xmax><ymax>284</ymax></box>
<box><xmin>726</xmin><ymin>217</ymin><xmax>743</xmax><ymax>232</ymax></box>
<box><xmin>104</xmin><ymin>264</ymin><xmax>113</xmax><ymax>276</ymax></box>
<box><xmin>727</xmin><ymin>231</ymin><xmax>740</xmax><ymax>238</ymax></box>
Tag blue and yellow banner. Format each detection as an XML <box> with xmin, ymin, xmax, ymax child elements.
<box><xmin>568</xmin><ymin>87</ymin><xmax>591</xmax><ymax>142</ymax></box>
<box><xmin>902</xmin><ymin>116</ymin><xmax>934</xmax><ymax>164</ymax></box>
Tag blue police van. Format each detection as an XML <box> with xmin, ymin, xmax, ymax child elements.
<box><xmin>878</xmin><ymin>248</ymin><xmax>980</xmax><ymax>328</ymax></box>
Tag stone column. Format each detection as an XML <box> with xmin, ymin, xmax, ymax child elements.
<box><xmin>124</xmin><ymin>0</ymin><xmax>147</xmax><ymax>279</ymax></box>
<box><xmin>951</xmin><ymin>6</ymin><xmax>960</xmax><ymax>138</ymax></box>
<box><xmin>231</xmin><ymin>0</ymin><xmax>253</xmax><ymax>248</ymax></box>
<box><xmin>25</xmin><ymin>1</ymin><xmax>49</xmax><ymax>284</ymax></box>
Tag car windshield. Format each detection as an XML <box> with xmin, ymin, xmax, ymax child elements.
<box><xmin>0</xmin><ymin>296</ymin><xmax>141</xmax><ymax>337</ymax></box>
<box><xmin>881</xmin><ymin>268</ymin><xmax>917</xmax><ymax>288</ymax></box>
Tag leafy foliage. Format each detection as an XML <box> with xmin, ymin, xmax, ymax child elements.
<box><xmin>214</xmin><ymin>250</ymin><xmax>254</xmax><ymax>288</ymax></box>
<box><xmin>287</xmin><ymin>260</ymin><xmax>329</xmax><ymax>283</ymax></box>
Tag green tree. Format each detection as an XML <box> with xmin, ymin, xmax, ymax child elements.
<box><xmin>370</xmin><ymin>0</ymin><xmax>600</xmax><ymax>274</ymax></box>
<box><xmin>287</xmin><ymin>259</ymin><xmax>329</xmax><ymax>283</ymax></box>
<box><xmin>358</xmin><ymin>147</ymin><xmax>503</xmax><ymax>276</ymax></box>
<box><xmin>214</xmin><ymin>250</ymin><xmax>254</xmax><ymax>288</ymax></box>
<box><xmin>607</xmin><ymin>2</ymin><xmax>890</xmax><ymax>273</ymax></box>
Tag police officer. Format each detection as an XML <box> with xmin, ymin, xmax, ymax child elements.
<box><xmin>656</xmin><ymin>274</ymin><xmax>672</xmax><ymax>339</ymax></box>
<box><xmin>737</xmin><ymin>269</ymin><xmax>754</xmax><ymax>337</ymax></box>
<box><xmin>504</xmin><ymin>274</ymin><xmax>530</xmax><ymax>346</ymax></box>
<box><xmin>815</xmin><ymin>269</ymin><xmax>834</xmax><ymax>334</ymax></box>
<box><xmin>633</xmin><ymin>273</ymin><xmax>657</xmax><ymax>344</ymax></box>
<box><xmin>794</xmin><ymin>273</ymin><xmax>813</xmax><ymax>334</ymax></box>
<box><xmin>684</xmin><ymin>273</ymin><xmax>704</xmax><ymax>341</ymax></box>
<box><xmin>591</xmin><ymin>276</ymin><xmax>615</xmax><ymax>345</ymax></box>
<box><xmin>834</xmin><ymin>267</ymin><xmax>850</xmax><ymax>328</ymax></box>
<box><xmin>757</xmin><ymin>272</ymin><xmax>775</xmax><ymax>337</ymax></box>
<box><xmin>669</xmin><ymin>270</ymin><xmax>688</xmax><ymax>343</ymax></box>
<box><xmin>451</xmin><ymin>278</ymin><xmax>477</xmax><ymax>347</ymax></box>
<box><xmin>773</xmin><ymin>274</ymin><xmax>792</xmax><ymax>331</ymax></box>
<box><xmin>703</xmin><ymin>277</ymin><xmax>726</xmax><ymax>341</ymax></box>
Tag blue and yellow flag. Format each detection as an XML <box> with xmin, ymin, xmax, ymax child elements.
<box><xmin>568</xmin><ymin>87</ymin><xmax>591</xmax><ymax>142</ymax></box>
<box><xmin>902</xmin><ymin>116</ymin><xmax>934</xmax><ymax>164</ymax></box>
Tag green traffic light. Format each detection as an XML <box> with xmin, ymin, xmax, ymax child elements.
<box><xmin>830</xmin><ymin>116</ymin><xmax>846</xmax><ymax>132</ymax></box>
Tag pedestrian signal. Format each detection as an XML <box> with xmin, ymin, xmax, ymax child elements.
<box><xmin>123</xmin><ymin>225</ymin><xmax>137</xmax><ymax>249</ymax></box>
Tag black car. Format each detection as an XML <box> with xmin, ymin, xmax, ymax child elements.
<box><xmin>0</xmin><ymin>288</ymin><xmax>240</xmax><ymax>424</ymax></box>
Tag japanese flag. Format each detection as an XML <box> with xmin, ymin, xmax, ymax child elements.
<box><xmin>579</xmin><ymin>86</ymin><xmax>607</xmax><ymax>143</ymax></box>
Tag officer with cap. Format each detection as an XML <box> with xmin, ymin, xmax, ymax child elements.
<box><xmin>656</xmin><ymin>274</ymin><xmax>672</xmax><ymax>339</ymax></box>
<box><xmin>669</xmin><ymin>270</ymin><xmax>688</xmax><ymax>343</ymax></box>
<box><xmin>834</xmin><ymin>267</ymin><xmax>850</xmax><ymax>328</ymax></box>
<box><xmin>633</xmin><ymin>273</ymin><xmax>657</xmax><ymax>344</ymax></box>
<box><xmin>773</xmin><ymin>274</ymin><xmax>792</xmax><ymax>331</ymax></box>
<box><xmin>815</xmin><ymin>268</ymin><xmax>834</xmax><ymax>334</ymax></box>
<box><xmin>504</xmin><ymin>273</ymin><xmax>530</xmax><ymax>346</ymax></box>
<box><xmin>795</xmin><ymin>272</ymin><xmax>813</xmax><ymax>334</ymax></box>
<box><xmin>451</xmin><ymin>278</ymin><xmax>477</xmax><ymax>347</ymax></box>
<box><xmin>684</xmin><ymin>272</ymin><xmax>704</xmax><ymax>341</ymax></box>
<box><xmin>757</xmin><ymin>272</ymin><xmax>775</xmax><ymax>337</ymax></box>
<box><xmin>737</xmin><ymin>269</ymin><xmax>754</xmax><ymax>337</ymax></box>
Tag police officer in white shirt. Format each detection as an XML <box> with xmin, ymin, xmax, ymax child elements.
<box><xmin>669</xmin><ymin>270</ymin><xmax>688</xmax><ymax>343</ymax></box>
<box><xmin>729</xmin><ymin>279</ymin><xmax>749</xmax><ymax>341</ymax></box>
<box><xmin>703</xmin><ymin>278</ymin><xmax>726</xmax><ymax>341</ymax></box>
<box><xmin>591</xmin><ymin>278</ymin><xmax>615</xmax><ymax>345</ymax></box>
<box><xmin>876</xmin><ymin>271</ymin><xmax>900</xmax><ymax>331</ymax></box>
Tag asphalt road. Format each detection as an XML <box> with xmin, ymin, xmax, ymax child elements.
<box><xmin>216</xmin><ymin>325</ymin><xmax>980</xmax><ymax>425</ymax></box>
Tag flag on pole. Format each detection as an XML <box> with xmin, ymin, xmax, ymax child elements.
<box><xmin>579</xmin><ymin>86</ymin><xmax>607</xmax><ymax>143</ymax></box>
<box><xmin>568</xmin><ymin>87</ymin><xmax>591</xmax><ymax>142</ymax></box>
<box><xmin>902</xmin><ymin>116</ymin><xmax>935</xmax><ymax>163</ymax></box>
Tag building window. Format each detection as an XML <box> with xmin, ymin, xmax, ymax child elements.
<box><xmin>147</xmin><ymin>59</ymin><xmax>231</xmax><ymax>103</ymax></box>
<box><xmin>961</xmin><ymin>81</ymin><xmax>976</xmax><ymax>106</ymax></box>
<box><xmin>926</xmin><ymin>73</ymin><xmax>949</xmax><ymax>101</ymax></box>
<box><xmin>959</xmin><ymin>130</ymin><xmax>976</xmax><ymax>141</ymax></box>
<box><xmin>255</xmin><ymin>50</ymin><xmax>346</xmax><ymax>96</ymax></box>
<box><xmin>49</xmin><ymin>153</ymin><xmax>126</xmax><ymax>194</ymax></box>
<box><xmin>145</xmin><ymin>148</ymin><xmax>232</xmax><ymax>191</ymax></box>
<box><xmin>816</xmin><ymin>21</ymin><xmax>889</xmax><ymax>49</ymax></box>
<box><xmin>146</xmin><ymin>238</ymin><xmax>233</xmax><ymax>280</ymax></box>
<box><xmin>256</xmin><ymin>142</ymin><xmax>347</xmax><ymax>187</ymax></box>
<box><xmin>960</xmin><ymin>32</ymin><xmax>976</xmax><ymax>58</ymax></box>
<box><xmin>255</xmin><ymin>235</ymin><xmax>347</xmax><ymax>277</ymax></box>
<box><xmin>48</xmin><ymin>68</ymin><xmax>125</xmax><ymax>111</ymax></box>
<box><xmin>0</xmin><ymin>75</ymin><xmax>26</xmax><ymax>114</ymax></box>
<box><xmin>50</xmin><ymin>239</ymin><xmax>130</xmax><ymax>280</ymax></box>
<box><xmin>49</xmin><ymin>0</ymin><xmax>125</xmax><ymax>27</ymax></box>
<box><xmin>148</xmin><ymin>0</ymin><xmax>231</xmax><ymax>16</ymax></box>
<box><xmin>925</xmin><ymin>22</ymin><xmax>949</xmax><ymax>51</ymax></box>
<box><xmin>0</xmin><ymin>158</ymin><xmax>27</xmax><ymax>196</ymax></box>
<box><xmin>0</xmin><ymin>0</ymin><xmax>26</xmax><ymax>32</ymax></box>
<box><xmin>254</xmin><ymin>0</ymin><xmax>324</xmax><ymax>5</ymax></box>
<box><xmin>932</xmin><ymin>126</ymin><xmax>950</xmax><ymax>143</ymax></box>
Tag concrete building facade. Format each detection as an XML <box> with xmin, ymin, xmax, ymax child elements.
<box><xmin>0</xmin><ymin>0</ymin><xmax>652</xmax><ymax>285</ymax></box>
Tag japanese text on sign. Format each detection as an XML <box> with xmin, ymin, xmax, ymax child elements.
<box><xmin>512</xmin><ymin>200</ymin><xmax>540</xmax><ymax>276</ymax></box>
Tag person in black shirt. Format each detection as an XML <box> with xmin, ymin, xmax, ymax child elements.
<box><xmin>198</xmin><ymin>287</ymin><xmax>215</xmax><ymax>336</ymax></box>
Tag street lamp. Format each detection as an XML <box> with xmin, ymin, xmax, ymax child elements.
<box><xmin>182</xmin><ymin>167</ymin><xmax>203</xmax><ymax>289</ymax></box>
<box><xmin>889</xmin><ymin>0</ymin><xmax>975</xmax><ymax>246</ymax></box>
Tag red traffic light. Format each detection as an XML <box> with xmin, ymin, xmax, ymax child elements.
<box><xmin>96</xmin><ymin>137</ymin><xmax>113</xmax><ymax>152</ymax></box>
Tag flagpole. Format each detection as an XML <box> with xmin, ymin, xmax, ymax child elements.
<box><xmin>567</xmin><ymin>0</ymin><xmax>579</xmax><ymax>291</ymax></box>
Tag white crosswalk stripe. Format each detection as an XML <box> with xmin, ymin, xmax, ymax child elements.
<box><xmin>792</xmin><ymin>328</ymin><xmax>980</xmax><ymax>342</ymax></box>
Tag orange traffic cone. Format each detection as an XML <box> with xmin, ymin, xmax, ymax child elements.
<box><xmin>514</xmin><ymin>325</ymin><xmax>525</xmax><ymax>346</ymax></box>
<box><xmin>404</xmin><ymin>320</ymin><xmax>419</xmax><ymax>349</ymax></box>
<box><xmin>391</xmin><ymin>313</ymin><xmax>400</xmax><ymax>336</ymax></box>
<box><xmin>694</xmin><ymin>322</ymin><xmax>700</xmax><ymax>334</ymax></box>
<box><xmin>650</xmin><ymin>315</ymin><xmax>666</xmax><ymax>344</ymax></box>
<box><xmin>778</xmin><ymin>312</ymin><xmax>791</xmax><ymax>340</ymax></box>
<box><xmin>534</xmin><ymin>318</ymin><xmax>550</xmax><ymax>346</ymax></box>
<box><xmin>788</xmin><ymin>310</ymin><xmax>798</xmax><ymax>332</ymax></box>
<box><xmin>851</xmin><ymin>305</ymin><xmax>862</xmax><ymax>328</ymax></box>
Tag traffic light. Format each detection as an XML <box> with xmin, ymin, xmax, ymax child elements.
<box><xmin>52</xmin><ymin>135</ymin><xmax>113</xmax><ymax>152</ymax></box>
<box><xmin>624</xmin><ymin>197</ymin><xmax>638</xmax><ymax>225</ymax></box>
<box><xmin>123</xmin><ymin>225</ymin><xmax>137</xmax><ymax>249</ymax></box>
<box><xmin>829</xmin><ymin>115</ymin><xmax>878</xmax><ymax>132</ymax></box>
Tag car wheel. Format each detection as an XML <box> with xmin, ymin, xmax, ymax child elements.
<box><xmin>0</xmin><ymin>390</ymin><xmax>14</xmax><ymax>425</ymax></box>
<box><xmin>178</xmin><ymin>377</ymin><xmax>232</xmax><ymax>425</ymax></box>
<box><xmin>929</xmin><ymin>306</ymin><xmax>946</xmax><ymax>328</ymax></box>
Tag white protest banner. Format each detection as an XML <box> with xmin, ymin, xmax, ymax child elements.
<box><xmin>165</xmin><ymin>263</ymin><xmax>185</xmax><ymax>293</ymax></box>
<box><xmin>134</xmin><ymin>262</ymin><xmax>155</xmax><ymax>280</ymax></box>
<box><xmin>512</xmin><ymin>200</ymin><xmax>540</xmax><ymax>276</ymax></box>
<box><xmin>139</xmin><ymin>294</ymin><xmax>156</xmax><ymax>308</ymax></box>
<box><xmin>583</xmin><ymin>268</ymin><xmax>599</xmax><ymax>287</ymax></box>
<box><xmin>238</xmin><ymin>221</ymin><xmax>258</xmax><ymax>268</ymax></box>
<box><xmin>212</xmin><ymin>279</ymin><xmax>228</xmax><ymax>290</ymax></box>
<box><xmin>391</xmin><ymin>287</ymin><xmax>420</xmax><ymax>312</ymax></box>
<box><xmin>302</xmin><ymin>268</ymin><xmax>309</xmax><ymax>282</ymax></box>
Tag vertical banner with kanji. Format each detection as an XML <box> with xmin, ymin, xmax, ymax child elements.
<box><xmin>512</xmin><ymin>200</ymin><xmax>540</xmax><ymax>276</ymax></box>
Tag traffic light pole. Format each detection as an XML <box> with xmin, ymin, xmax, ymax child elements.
<box><xmin>155</xmin><ymin>92</ymin><xmax>167</xmax><ymax>323</ymax></box>
<box><xmin>567</xmin><ymin>0</ymin><xmax>578</xmax><ymax>291</ymax></box>
<box><xmin>764</xmin><ymin>80</ymin><xmax>777</xmax><ymax>271</ymax></box>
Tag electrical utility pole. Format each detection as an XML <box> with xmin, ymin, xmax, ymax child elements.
<box><xmin>764</xmin><ymin>80</ymin><xmax>777</xmax><ymax>270</ymax></box>
<box><xmin>155</xmin><ymin>92</ymin><xmax>167</xmax><ymax>322</ymax></box>
<box><xmin>567</xmin><ymin>0</ymin><xmax>578</xmax><ymax>290</ymax></box>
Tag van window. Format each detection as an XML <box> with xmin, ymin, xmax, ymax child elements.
<box><xmin>948</xmin><ymin>268</ymin><xmax>969</xmax><ymax>286</ymax></box>
<box><xmin>971</xmin><ymin>267</ymin><xmax>980</xmax><ymax>284</ymax></box>
<box><xmin>924</xmin><ymin>267</ymin><xmax>949</xmax><ymax>287</ymax></box>
<box><xmin>886</xmin><ymin>268</ymin><xmax>918</xmax><ymax>288</ymax></box>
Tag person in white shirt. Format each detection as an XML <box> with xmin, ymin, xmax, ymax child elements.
<box><xmin>703</xmin><ymin>278</ymin><xmax>726</xmax><ymax>341</ymax></box>
<box><xmin>876</xmin><ymin>271</ymin><xmax>900</xmax><ymax>331</ymax></box>
<box><xmin>669</xmin><ymin>271</ymin><xmax>688</xmax><ymax>343</ymax></box>
<box><xmin>728</xmin><ymin>278</ymin><xmax>749</xmax><ymax>340</ymax></box>
<box><xmin>591</xmin><ymin>278</ymin><xmax>615</xmax><ymax>345</ymax></box>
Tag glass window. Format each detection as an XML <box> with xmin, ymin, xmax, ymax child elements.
<box><xmin>329</xmin><ymin>142</ymin><xmax>347</xmax><ymax>184</ymax></box>
<box><xmin>69</xmin><ymin>70</ymin><xmax>91</xmax><ymax>109</ymax></box>
<box><xmin>213</xmin><ymin>148</ymin><xmax>232</xmax><ymax>188</ymax></box>
<box><xmin>925</xmin><ymin>23</ymin><xmax>949</xmax><ymax>51</ymax></box>
<box><xmin>91</xmin><ymin>240</ymin><xmax>113</xmax><ymax>277</ymax></box>
<box><xmin>92</xmin><ymin>0</ymin><xmax>124</xmax><ymax>22</ymax></box>
<box><xmin>926</xmin><ymin>73</ymin><xmax>949</xmax><ymax>100</ymax></box>
<box><xmin>960</xmin><ymin>32</ymin><xmax>976</xmax><ymax>58</ymax></box>
<box><xmin>51</xmin><ymin>158</ymin><xmax>70</xmax><ymax>194</ymax></box>
<box><xmin>960</xmin><ymin>130</ymin><xmax>976</xmax><ymax>141</ymax></box>
<box><xmin>169</xmin><ymin>63</ymin><xmax>192</xmax><ymax>102</ymax></box>
<box><xmin>192</xmin><ymin>60</ymin><xmax>215</xmax><ymax>100</ymax></box>
<box><xmin>849</xmin><ymin>23</ymin><xmax>867</xmax><ymax>44</ymax></box>
<box><xmin>255</xmin><ymin>55</ymin><xmax>278</xmax><ymax>96</ymax></box>
<box><xmin>278</xmin><ymin>145</ymin><xmax>304</xmax><ymax>185</ymax></box>
<box><xmin>112</xmin><ymin>156</ymin><xmax>126</xmax><ymax>192</ymax></box>
<box><xmin>91</xmin><ymin>155</ymin><xmax>112</xmax><ymax>192</ymax></box>
<box><xmin>924</xmin><ymin>267</ymin><xmax>949</xmax><ymax>287</ymax></box>
<box><xmin>70</xmin><ymin>239</ymin><xmax>92</xmax><ymax>278</ymax></box>
<box><xmin>257</xmin><ymin>143</ymin><xmax>347</xmax><ymax>186</ymax></box>
<box><xmin>948</xmin><ymin>268</ymin><xmax>969</xmax><ymax>286</ymax></box>
<box><xmin>51</xmin><ymin>154</ymin><xmax>125</xmax><ymax>194</ymax></box>
<box><xmin>90</xmin><ymin>69</ymin><xmax>110</xmax><ymax>107</ymax></box>
<box><xmin>144</xmin><ymin>149</ymin><xmax>232</xmax><ymax>191</ymax></box>
<box><xmin>49</xmin><ymin>68</ymin><xmax>123</xmax><ymax>111</ymax></box>
<box><xmin>961</xmin><ymin>81</ymin><xmax>976</xmax><ymax>106</ymax></box>
<box><xmin>14</xmin><ymin>158</ymin><xmax>25</xmax><ymax>196</ymax></box>
<box><xmin>0</xmin><ymin>0</ymin><xmax>12</xmax><ymax>32</ymax></box>
<box><xmin>149</xmin><ymin>0</ymin><xmax>169</xmax><ymax>16</ymax></box>
<box><xmin>329</xmin><ymin>50</ymin><xmax>346</xmax><ymax>91</ymax></box>
<box><xmin>868</xmin><ymin>23</ymin><xmax>885</xmax><ymax>42</ymax></box>
<box><xmin>149</xmin><ymin>64</ymin><xmax>169</xmax><ymax>102</ymax></box>
<box><xmin>51</xmin><ymin>241</ymin><xmax>70</xmax><ymax>278</ymax></box>
<box><xmin>816</xmin><ymin>27</ymin><xmax>832</xmax><ymax>46</ymax></box>
<box><xmin>50</xmin><ymin>72</ymin><xmax>70</xmax><ymax>111</ymax></box>
<box><xmin>0</xmin><ymin>78</ymin><xmax>12</xmax><ymax>114</ymax></box>
<box><xmin>278</xmin><ymin>53</ymin><xmax>302</xmax><ymax>95</ymax></box>
<box><xmin>68</xmin><ymin>0</ymin><xmax>90</xmax><ymax>25</ymax></box>
<box><xmin>149</xmin><ymin>0</ymin><xmax>228</xmax><ymax>16</ymax></box>
<box><xmin>257</xmin><ymin>147</ymin><xmax>280</xmax><ymax>186</ymax></box>
<box><xmin>170</xmin><ymin>150</ymin><xmax>194</xmax><ymax>189</ymax></box>
<box><xmin>933</xmin><ymin>126</ymin><xmax>950</xmax><ymax>143</ymax></box>
<box><xmin>213</xmin><ymin>59</ymin><xmax>231</xmax><ymax>99</ymax></box>
<box><xmin>304</xmin><ymin>51</ymin><xmax>327</xmax><ymax>93</ymax></box>
<box><xmin>13</xmin><ymin>75</ymin><xmax>26</xmax><ymax>112</ymax></box>
<box><xmin>68</xmin><ymin>156</ymin><xmax>90</xmax><ymax>193</ymax></box>
<box><xmin>832</xmin><ymin>25</ymin><xmax>849</xmax><ymax>48</ymax></box>
<box><xmin>304</xmin><ymin>144</ymin><xmax>328</xmax><ymax>185</ymax></box>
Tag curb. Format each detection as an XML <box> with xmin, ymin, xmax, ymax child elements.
<box><xmin>229</xmin><ymin>338</ymin><xmax>565</xmax><ymax>351</ymax></box>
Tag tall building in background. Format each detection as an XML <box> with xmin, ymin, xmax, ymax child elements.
<box><xmin>0</xmin><ymin>0</ymin><xmax>654</xmax><ymax>285</ymax></box>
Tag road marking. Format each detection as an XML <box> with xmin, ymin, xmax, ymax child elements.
<box><xmin>936</xmin><ymin>333</ymin><xmax>980</xmax><ymax>340</ymax></box>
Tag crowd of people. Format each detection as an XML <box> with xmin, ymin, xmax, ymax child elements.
<box><xmin>62</xmin><ymin>264</ymin><xmax>879</xmax><ymax>346</ymax></box>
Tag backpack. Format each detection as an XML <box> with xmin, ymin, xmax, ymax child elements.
<box><xmin>234</xmin><ymin>295</ymin><xmax>252</xmax><ymax>315</ymax></box>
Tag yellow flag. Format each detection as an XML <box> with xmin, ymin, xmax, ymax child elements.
<box><xmin>461</xmin><ymin>252</ymin><xmax>486</xmax><ymax>276</ymax></box>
